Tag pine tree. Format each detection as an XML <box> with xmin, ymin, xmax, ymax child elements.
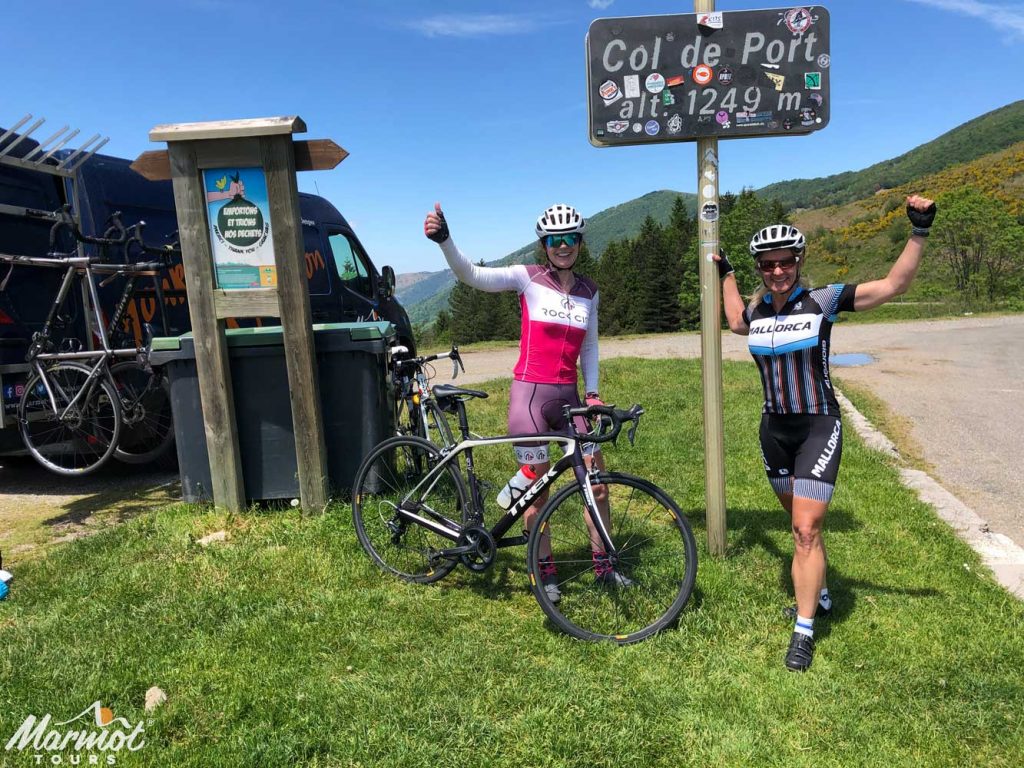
<box><xmin>596</xmin><ymin>239</ymin><xmax>629</xmax><ymax>335</ymax></box>
<box><xmin>574</xmin><ymin>241</ymin><xmax>598</xmax><ymax>279</ymax></box>
<box><xmin>668</xmin><ymin>196</ymin><xmax>700</xmax><ymax>330</ymax></box>
<box><xmin>721</xmin><ymin>188</ymin><xmax>789</xmax><ymax>297</ymax></box>
<box><xmin>448</xmin><ymin>261</ymin><xmax>494</xmax><ymax>343</ymax></box>
<box><xmin>432</xmin><ymin>309</ymin><xmax>451</xmax><ymax>345</ymax></box>
<box><xmin>633</xmin><ymin>215</ymin><xmax>666</xmax><ymax>332</ymax></box>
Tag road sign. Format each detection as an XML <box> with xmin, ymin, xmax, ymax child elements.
<box><xmin>587</xmin><ymin>6</ymin><xmax>830</xmax><ymax>147</ymax></box>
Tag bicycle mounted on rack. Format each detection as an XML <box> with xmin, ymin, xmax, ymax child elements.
<box><xmin>0</xmin><ymin>204</ymin><xmax>179</xmax><ymax>474</ymax></box>
<box><xmin>352</xmin><ymin>394</ymin><xmax>699</xmax><ymax>644</ymax></box>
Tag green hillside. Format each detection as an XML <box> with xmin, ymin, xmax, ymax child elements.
<box><xmin>796</xmin><ymin>139</ymin><xmax>1024</xmax><ymax>293</ymax></box>
<box><xmin>756</xmin><ymin>100</ymin><xmax>1024</xmax><ymax>210</ymax></box>
<box><xmin>400</xmin><ymin>190</ymin><xmax>695</xmax><ymax>324</ymax></box>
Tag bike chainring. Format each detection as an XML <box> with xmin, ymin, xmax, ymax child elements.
<box><xmin>457</xmin><ymin>524</ymin><xmax>496</xmax><ymax>572</ymax></box>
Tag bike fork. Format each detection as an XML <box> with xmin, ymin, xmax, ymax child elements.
<box><xmin>572</xmin><ymin>461</ymin><xmax>617</xmax><ymax>556</ymax></box>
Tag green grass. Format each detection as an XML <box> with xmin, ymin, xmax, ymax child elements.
<box><xmin>1</xmin><ymin>359</ymin><xmax>1022</xmax><ymax>767</ymax></box>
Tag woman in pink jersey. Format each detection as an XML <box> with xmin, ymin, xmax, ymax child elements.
<box><xmin>424</xmin><ymin>202</ymin><xmax>631</xmax><ymax>603</ymax></box>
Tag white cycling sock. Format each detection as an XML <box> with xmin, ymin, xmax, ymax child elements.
<box><xmin>819</xmin><ymin>588</ymin><xmax>832</xmax><ymax>611</ymax></box>
<box><xmin>794</xmin><ymin>615</ymin><xmax>814</xmax><ymax>638</ymax></box>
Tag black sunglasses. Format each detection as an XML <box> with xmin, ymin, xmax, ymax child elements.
<box><xmin>756</xmin><ymin>256</ymin><xmax>800</xmax><ymax>273</ymax></box>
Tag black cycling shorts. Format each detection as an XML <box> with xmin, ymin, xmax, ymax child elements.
<box><xmin>759</xmin><ymin>413</ymin><xmax>843</xmax><ymax>503</ymax></box>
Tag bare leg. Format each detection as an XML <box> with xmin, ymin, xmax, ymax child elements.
<box><xmin>775</xmin><ymin>489</ymin><xmax>828</xmax><ymax>594</ymax></box>
<box><xmin>791</xmin><ymin>496</ymin><xmax>829</xmax><ymax>619</ymax></box>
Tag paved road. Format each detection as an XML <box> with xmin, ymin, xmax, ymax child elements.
<box><xmin>456</xmin><ymin>315</ymin><xmax>1024</xmax><ymax>550</ymax></box>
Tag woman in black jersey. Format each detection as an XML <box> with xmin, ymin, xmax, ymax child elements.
<box><xmin>714</xmin><ymin>194</ymin><xmax>937</xmax><ymax>672</ymax></box>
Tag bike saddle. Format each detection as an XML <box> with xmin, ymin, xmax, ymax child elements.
<box><xmin>432</xmin><ymin>384</ymin><xmax>488</xmax><ymax>401</ymax></box>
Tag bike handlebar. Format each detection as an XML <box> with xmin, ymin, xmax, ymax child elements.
<box><xmin>43</xmin><ymin>206</ymin><xmax>179</xmax><ymax>267</ymax></box>
<box><xmin>393</xmin><ymin>344</ymin><xmax>464</xmax><ymax>380</ymax></box>
<box><xmin>564</xmin><ymin>403</ymin><xmax>645</xmax><ymax>445</ymax></box>
<box><xmin>124</xmin><ymin>221</ymin><xmax>180</xmax><ymax>266</ymax></box>
<box><xmin>48</xmin><ymin>205</ymin><xmax>129</xmax><ymax>250</ymax></box>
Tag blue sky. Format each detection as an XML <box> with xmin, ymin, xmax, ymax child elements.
<box><xmin>2</xmin><ymin>0</ymin><xmax>1022</xmax><ymax>275</ymax></box>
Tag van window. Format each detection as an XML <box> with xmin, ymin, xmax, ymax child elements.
<box><xmin>328</xmin><ymin>232</ymin><xmax>372</xmax><ymax>298</ymax></box>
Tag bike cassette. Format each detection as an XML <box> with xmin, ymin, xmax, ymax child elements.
<box><xmin>457</xmin><ymin>524</ymin><xmax>496</xmax><ymax>572</ymax></box>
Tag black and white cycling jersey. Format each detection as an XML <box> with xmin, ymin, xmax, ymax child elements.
<box><xmin>742</xmin><ymin>284</ymin><xmax>857</xmax><ymax>416</ymax></box>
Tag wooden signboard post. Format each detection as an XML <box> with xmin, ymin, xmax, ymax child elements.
<box><xmin>587</xmin><ymin>5</ymin><xmax>831</xmax><ymax>555</ymax></box>
<box><xmin>139</xmin><ymin>116</ymin><xmax>347</xmax><ymax>514</ymax></box>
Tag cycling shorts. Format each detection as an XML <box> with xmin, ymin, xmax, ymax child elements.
<box><xmin>508</xmin><ymin>380</ymin><xmax>596</xmax><ymax>465</ymax></box>
<box><xmin>759</xmin><ymin>413</ymin><xmax>843</xmax><ymax>503</ymax></box>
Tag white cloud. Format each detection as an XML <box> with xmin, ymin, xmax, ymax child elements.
<box><xmin>903</xmin><ymin>0</ymin><xmax>1024</xmax><ymax>39</ymax></box>
<box><xmin>412</xmin><ymin>14</ymin><xmax>540</xmax><ymax>38</ymax></box>
<box><xmin>588</xmin><ymin>0</ymin><xmax>616</xmax><ymax>9</ymax></box>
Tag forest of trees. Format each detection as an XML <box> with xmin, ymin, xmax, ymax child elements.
<box><xmin>419</xmin><ymin>181</ymin><xmax>1023</xmax><ymax>348</ymax></box>
<box><xmin>423</xmin><ymin>190</ymin><xmax>785</xmax><ymax>344</ymax></box>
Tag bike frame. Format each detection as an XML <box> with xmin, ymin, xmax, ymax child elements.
<box><xmin>390</xmin><ymin>429</ymin><xmax>615</xmax><ymax>559</ymax></box>
<box><xmin>393</xmin><ymin>355</ymin><xmax>459</xmax><ymax>447</ymax></box>
<box><xmin>7</xmin><ymin>254</ymin><xmax>156</xmax><ymax>421</ymax></box>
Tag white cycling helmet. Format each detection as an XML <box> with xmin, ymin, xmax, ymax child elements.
<box><xmin>535</xmin><ymin>204</ymin><xmax>587</xmax><ymax>238</ymax></box>
<box><xmin>749</xmin><ymin>224</ymin><xmax>806</xmax><ymax>257</ymax></box>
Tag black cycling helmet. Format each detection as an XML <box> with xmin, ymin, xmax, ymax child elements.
<box><xmin>749</xmin><ymin>224</ymin><xmax>806</xmax><ymax>257</ymax></box>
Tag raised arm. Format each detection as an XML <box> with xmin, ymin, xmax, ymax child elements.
<box><xmin>713</xmin><ymin>251</ymin><xmax>749</xmax><ymax>335</ymax></box>
<box><xmin>424</xmin><ymin>202</ymin><xmax>523</xmax><ymax>293</ymax></box>
<box><xmin>852</xmin><ymin>194</ymin><xmax>936</xmax><ymax>312</ymax></box>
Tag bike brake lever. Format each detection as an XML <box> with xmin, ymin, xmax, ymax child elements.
<box><xmin>627</xmin><ymin>421</ymin><xmax>639</xmax><ymax>446</ymax></box>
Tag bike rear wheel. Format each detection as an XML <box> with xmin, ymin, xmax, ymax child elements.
<box><xmin>527</xmin><ymin>472</ymin><xmax>697</xmax><ymax>643</ymax></box>
<box><xmin>352</xmin><ymin>435</ymin><xmax>469</xmax><ymax>584</ymax></box>
<box><xmin>19</xmin><ymin>362</ymin><xmax>122</xmax><ymax>476</ymax></box>
<box><xmin>423</xmin><ymin>399</ymin><xmax>457</xmax><ymax>447</ymax></box>
<box><xmin>110</xmin><ymin>362</ymin><xmax>175</xmax><ymax>465</ymax></box>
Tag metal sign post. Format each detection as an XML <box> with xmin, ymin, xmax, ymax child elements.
<box><xmin>140</xmin><ymin>117</ymin><xmax>347</xmax><ymax>514</ymax></box>
<box><xmin>586</xmin><ymin>6</ymin><xmax>831</xmax><ymax>555</ymax></box>
<box><xmin>694</xmin><ymin>2</ymin><xmax>728</xmax><ymax>555</ymax></box>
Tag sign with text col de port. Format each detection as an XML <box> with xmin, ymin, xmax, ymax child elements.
<box><xmin>587</xmin><ymin>6</ymin><xmax>830</xmax><ymax>146</ymax></box>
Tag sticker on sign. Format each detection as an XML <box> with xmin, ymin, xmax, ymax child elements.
<box><xmin>697</xmin><ymin>12</ymin><xmax>724</xmax><ymax>30</ymax></box>
<box><xmin>586</xmin><ymin>8</ymin><xmax>830</xmax><ymax>146</ymax></box>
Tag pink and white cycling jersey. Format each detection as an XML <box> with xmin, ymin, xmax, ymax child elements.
<box><xmin>439</xmin><ymin>239</ymin><xmax>599</xmax><ymax>392</ymax></box>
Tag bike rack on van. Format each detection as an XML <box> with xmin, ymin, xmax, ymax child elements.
<box><xmin>0</xmin><ymin>115</ymin><xmax>110</xmax><ymax>432</ymax></box>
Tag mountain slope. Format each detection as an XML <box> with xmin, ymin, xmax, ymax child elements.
<box><xmin>755</xmin><ymin>100</ymin><xmax>1024</xmax><ymax>210</ymax></box>
<box><xmin>399</xmin><ymin>190</ymin><xmax>695</xmax><ymax>324</ymax></box>
<box><xmin>795</xmin><ymin>139</ymin><xmax>1024</xmax><ymax>288</ymax></box>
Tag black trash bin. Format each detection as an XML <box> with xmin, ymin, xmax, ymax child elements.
<box><xmin>151</xmin><ymin>321</ymin><xmax>395</xmax><ymax>503</ymax></box>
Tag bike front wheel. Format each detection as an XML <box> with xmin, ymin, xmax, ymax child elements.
<box><xmin>19</xmin><ymin>362</ymin><xmax>122</xmax><ymax>476</ymax></box>
<box><xmin>110</xmin><ymin>362</ymin><xmax>175</xmax><ymax>465</ymax></box>
<box><xmin>527</xmin><ymin>472</ymin><xmax>697</xmax><ymax>644</ymax></box>
<box><xmin>352</xmin><ymin>435</ymin><xmax>469</xmax><ymax>584</ymax></box>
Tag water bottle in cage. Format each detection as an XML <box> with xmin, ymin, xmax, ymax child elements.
<box><xmin>496</xmin><ymin>465</ymin><xmax>537</xmax><ymax>510</ymax></box>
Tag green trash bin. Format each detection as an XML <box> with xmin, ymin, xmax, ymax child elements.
<box><xmin>151</xmin><ymin>321</ymin><xmax>395</xmax><ymax>503</ymax></box>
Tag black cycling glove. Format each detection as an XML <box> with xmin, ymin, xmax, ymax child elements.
<box><xmin>907</xmin><ymin>202</ymin><xmax>937</xmax><ymax>237</ymax></box>
<box><xmin>426</xmin><ymin>209</ymin><xmax>450</xmax><ymax>244</ymax></box>
<box><xmin>716</xmin><ymin>249</ymin><xmax>734</xmax><ymax>279</ymax></box>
